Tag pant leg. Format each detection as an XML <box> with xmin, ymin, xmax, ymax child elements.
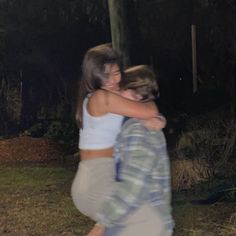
<box><xmin>104</xmin><ymin>203</ymin><xmax>170</xmax><ymax>236</ymax></box>
<box><xmin>71</xmin><ymin>158</ymin><xmax>114</xmax><ymax>221</ymax></box>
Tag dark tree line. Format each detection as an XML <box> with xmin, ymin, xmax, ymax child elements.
<box><xmin>0</xmin><ymin>0</ymin><xmax>236</xmax><ymax>135</ymax></box>
<box><xmin>0</xmin><ymin>0</ymin><xmax>110</xmax><ymax>132</ymax></box>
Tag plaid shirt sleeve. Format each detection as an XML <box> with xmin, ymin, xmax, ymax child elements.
<box><xmin>96</xmin><ymin>119</ymin><xmax>168</xmax><ymax>228</ymax></box>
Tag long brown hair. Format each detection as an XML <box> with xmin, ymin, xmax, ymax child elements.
<box><xmin>76</xmin><ymin>43</ymin><xmax>123</xmax><ymax>127</ymax></box>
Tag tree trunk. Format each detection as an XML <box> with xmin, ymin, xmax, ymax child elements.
<box><xmin>230</xmin><ymin>76</ymin><xmax>235</xmax><ymax>115</ymax></box>
<box><xmin>107</xmin><ymin>0</ymin><xmax>130</xmax><ymax>68</ymax></box>
<box><xmin>191</xmin><ymin>24</ymin><xmax>198</xmax><ymax>93</ymax></box>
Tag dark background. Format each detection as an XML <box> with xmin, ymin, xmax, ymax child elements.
<box><xmin>0</xmin><ymin>0</ymin><xmax>235</xmax><ymax>147</ymax></box>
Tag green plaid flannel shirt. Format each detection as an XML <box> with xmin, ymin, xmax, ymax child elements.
<box><xmin>97</xmin><ymin>118</ymin><xmax>174</xmax><ymax>235</ymax></box>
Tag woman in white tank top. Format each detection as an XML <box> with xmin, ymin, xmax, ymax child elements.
<box><xmin>71</xmin><ymin>43</ymin><xmax>165</xmax><ymax>222</ymax></box>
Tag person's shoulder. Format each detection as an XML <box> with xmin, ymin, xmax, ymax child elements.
<box><xmin>89</xmin><ymin>89</ymin><xmax>110</xmax><ymax>107</ymax></box>
<box><xmin>123</xmin><ymin>119</ymin><xmax>165</xmax><ymax>134</ymax></box>
<box><xmin>150</xmin><ymin>129</ymin><xmax>167</xmax><ymax>147</ymax></box>
<box><xmin>151</xmin><ymin>129</ymin><xmax>165</xmax><ymax>137</ymax></box>
<box><xmin>91</xmin><ymin>89</ymin><xmax>121</xmax><ymax>103</ymax></box>
<box><xmin>123</xmin><ymin>118</ymin><xmax>142</xmax><ymax>127</ymax></box>
<box><xmin>128</xmin><ymin>121</ymin><xmax>166</xmax><ymax>145</ymax></box>
<box><xmin>90</xmin><ymin>89</ymin><xmax>106</xmax><ymax>99</ymax></box>
<box><xmin>122</xmin><ymin>118</ymin><xmax>147</xmax><ymax>135</ymax></box>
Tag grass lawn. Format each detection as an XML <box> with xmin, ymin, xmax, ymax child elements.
<box><xmin>0</xmin><ymin>163</ymin><xmax>235</xmax><ymax>236</ymax></box>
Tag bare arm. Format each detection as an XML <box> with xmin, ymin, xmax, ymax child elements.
<box><xmin>88</xmin><ymin>90</ymin><xmax>158</xmax><ymax>119</ymax></box>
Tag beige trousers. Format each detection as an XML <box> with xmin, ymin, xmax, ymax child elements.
<box><xmin>71</xmin><ymin>158</ymin><xmax>114</xmax><ymax>221</ymax></box>
<box><xmin>104</xmin><ymin>203</ymin><xmax>171</xmax><ymax>236</ymax></box>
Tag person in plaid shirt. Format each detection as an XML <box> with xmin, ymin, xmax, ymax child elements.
<box><xmin>87</xmin><ymin>65</ymin><xmax>174</xmax><ymax>236</ymax></box>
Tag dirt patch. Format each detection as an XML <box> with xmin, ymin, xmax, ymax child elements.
<box><xmin>0</xmin><ymin>136</ymin><xmax>65</xmax><ymax>163</ymax></box>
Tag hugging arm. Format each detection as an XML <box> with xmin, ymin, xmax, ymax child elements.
<box><xmin>89</xmin><ymin>90</ymin><xmax>158</xmax><ymax>119</ymax></box>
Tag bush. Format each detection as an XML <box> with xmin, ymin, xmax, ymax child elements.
<box><xmin>171</xmin><ymin>111</ymin><xmax>236</xmax><ymax>187</ymax></box>
<box><xmin>44</xmin><ymin>120</ymin><xmax>78</xmax><ymax>153</ymax></box>
<box><xmin>171</xmin><ymin>159</ymin><xmax>212</xmax><ymax>190</ymax></box>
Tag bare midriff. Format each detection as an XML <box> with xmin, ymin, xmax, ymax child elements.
<box><xmin>80</xmin><ymin>147</ymin><xmax>113</xmax><ymax>160</ymax></box>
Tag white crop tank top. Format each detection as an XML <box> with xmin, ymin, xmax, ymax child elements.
<box><xmin>79</xmin><ymin>96</ymin><xmax>124</xmax><ymax>149</ymax></box>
